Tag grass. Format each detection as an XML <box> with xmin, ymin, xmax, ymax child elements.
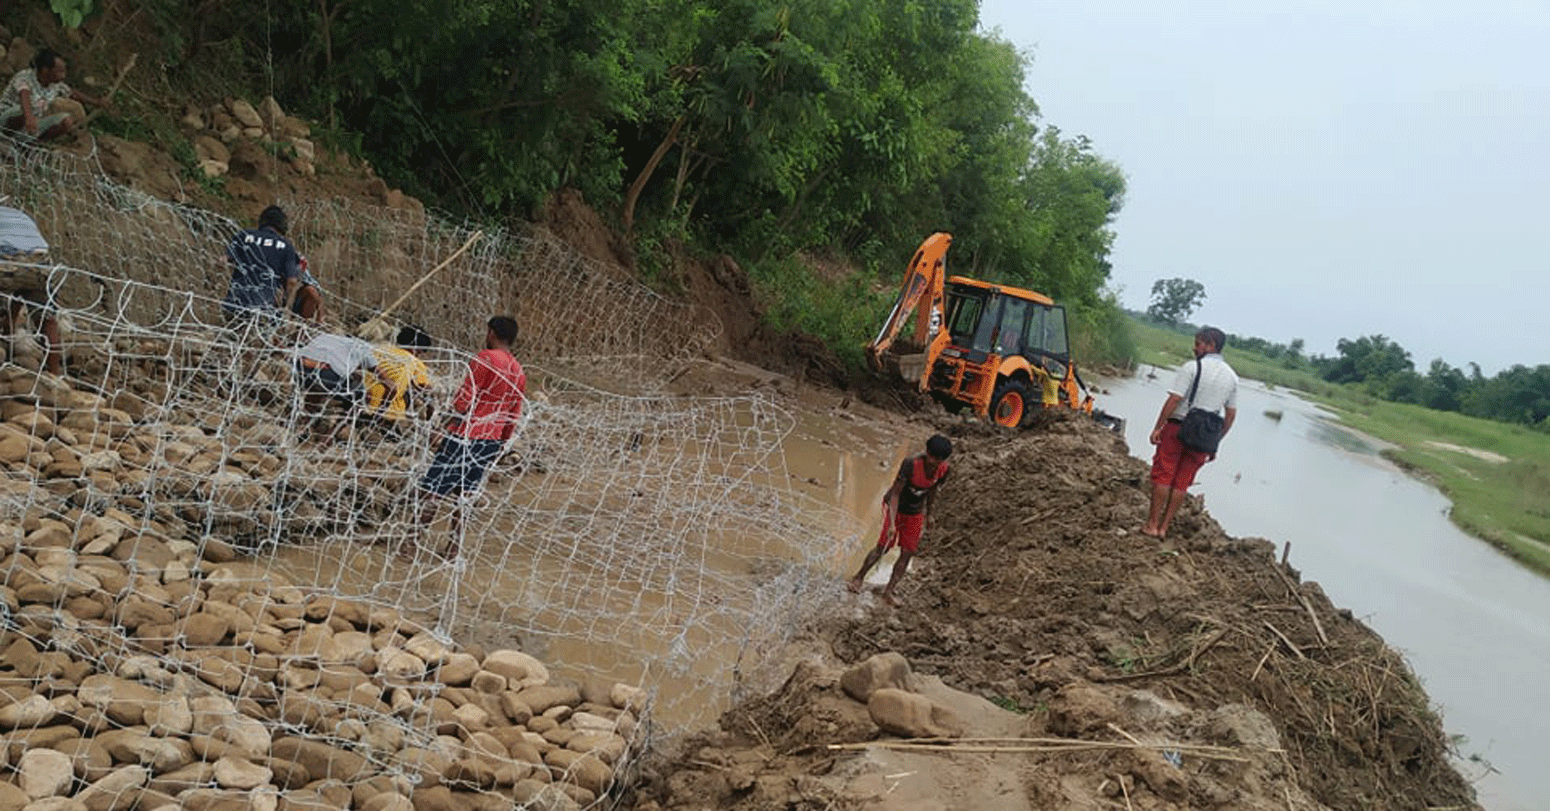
<box><xmin>1127</xmin><ymin>315</ymin><xmax>1550</xmax><ymax>577</ymax></box>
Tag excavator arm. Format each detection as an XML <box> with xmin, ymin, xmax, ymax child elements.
<box><xmin>865</xmin><ymin>232</ymin><xmax>953</xmax><ymax>390</ymax></box>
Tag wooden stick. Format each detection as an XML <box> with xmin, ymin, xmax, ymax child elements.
<box><xmin>1281</xmin><ymin>541</ymin><xmax>1291</xmax><ymax>566</ymax></box>
<box><xmin>1119</xmin><ymin>774</ymin><xmax>1135</xmax><ymax>811</ymax></box>
<box><xmin>1251</xmin><ymin>641</ymin><xmax>1277</xmax><ymax>681</ymax></box>
<box><xmin>357</xmin><ymin>231</ymin><xmax>483</xmax><ymax>337</ymax></box>
<box><xmin>1272</xmin><ymin>560</ymin><xmax>1330</xmax><ymax>646</ymax></box>
<box><xmin>82</xmin><ymin>53</ymin><xmax>137</xmax><ymax>125</ymax></box>
<box><xmin>1107</xmin><ymin>723</ymin><xmax>1144</xmax><ymax>747</ymax></box>
<box><xmin>1263</xmin><ymin>619</ymin><xmax>1307</xmax><ymax>660</ymax></box>
<box><xmin>1094</xmin><ymin>628</ymin><xmax>1227</xmax><ymax>683</ymax></box>
<box><xmin>826</xmin><ymin>738</ymin><xmax>1262</xmax><ymax>761</ymax></box>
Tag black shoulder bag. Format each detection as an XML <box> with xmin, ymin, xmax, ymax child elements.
<box><xmin>1177</xmin><ymin>357</ymin><xmax>1225</xmax><ymax>453</ymax></box>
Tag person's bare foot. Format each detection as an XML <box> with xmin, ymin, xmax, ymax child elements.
<box><xmin>879</xmin><ymin>590</ymin><xmax>898</xmax><ymax>607</ymax></box>
<box><xmin>1139</xmin><ymin>527</ymin><xmax>1165</xmax><ymax>539</ymax></box>
<box><xmin>845</xmin><ymin>577</ymin><xmax>863</xmax><ymax>594</ymax></box>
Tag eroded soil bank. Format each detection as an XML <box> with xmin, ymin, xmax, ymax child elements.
<box><xmin>627</xmin><ymin>413</ymin><xmax>1480</xmax><ymax>811</ymax></box>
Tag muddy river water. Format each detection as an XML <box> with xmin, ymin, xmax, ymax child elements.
<box><xmin>1099</xmin><ymin>367</ymin><xmax>1547</xmax><ymax>811</ymax></box>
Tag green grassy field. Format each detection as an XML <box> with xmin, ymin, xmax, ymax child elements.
<box><xmin>1127</xmin><ymin>316</ymin><xmax>1550</xmax><ymax>575</ymax></box>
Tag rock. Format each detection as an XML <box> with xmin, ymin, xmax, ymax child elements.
<box><xmin>145</xmin><ymin>695</ymin><xmax>193</xmax><ymax>736</ymax></box>
<box><xmin>230</xmin><ymin>99</ymin><xmax>263</xmax><ymax>128</ymax></box>
<box><xmin>375</xmin><ymin>647</ymin><xmax>425</xmax><ymax>679</ymax></box>
<box><xmin>402</xmin><ymin>632</ymin><xmax>449</xmax><ymax>665</ymax></box>
<box><xmin>512</xmin><ymin>684</ymin><xmax>579</xmax><ymax>715</ymax></box>
<box><xmin>77</xmin><ymin>674</ymin><xmax>163</xmax><ymax>725</ymax></box>
<box><xmin>391</xmin><ymin>747</ymin><xmax>451</xmax><ymax>789</ymax></box>
<box><xmin>843</xmin><ymin>654</ymin><xmax>911</xmax><ymax>704</ymax></box>
<box><xmin>19</xmin><ymin>747</ymin><xmax>74</xmax><ymax>798</ymax></box>
<box><xmin>434</xmin><ymin>652</ymin><xmax>479</xmax><ymax>686</ymax></box>
<box><xmin>213</xmin><ymin>756</ymin><xmax>273</xmax><ymax>790</ymax></box>
<box><xmin>867</xmin><ymin>688</ymin><xmax>963</xmax><ymax>739</ymax></box>
<box><xmin>96</xmin><ymin>728</ymin><xmax>196</xmax><ymax>772</ymax></box>
<box><xmin>191</xmin><ymin>695</ymin><xmax>270</xmax><ymax>758</ymax></box>
<box><xmin>565</xmin><ymin>731</ymin><xmax>628</xmax><ymax>764</ymax></box>
<box><xmin>53</xmin><ymin>737</ymin><xmax>113</xmax><ymax>782</ymax></box>
<box><xmin>609</xmin><ymin>683</ymin><xmax>646</xmax><ymax>712</ymax></box>
<box><xmin>0</xmin><ymin>694</ymin><xmax>58</xmax><ymax>729</ymax></box>
<box><xmin>259</xmin><ymin>96</ymin><xmax>284</xmax><ymax>126</ymax></box>
<box><xmin>76</xmin><ymin>764</ymin><xmax>149</xmax><ymax>811</ymax></box>
<box><xmin>482</xmin><ymin>650</ymin><xmax>548</xmax><ymax>687</ymax></box>
<box><xmin>180</xmin><ymin>612</ymin><xmax>231</xmax><ymax>646</ymax></box>
<box><xmin>0</xmin><ymin>780</ymin><xmax>29</xmax><ymax>810</ymax></box>
<box><xmin>470</xmin><ymin>671</ymin><xmax>507</xmax><ymax>694</ymax></box>
<box><xmin>359</xmin><ymin>793</ymin><xmax>412</xmax><ymax>811</ymax></box>
<box><xmin>543</xmin><ymin>749</ymin><xmax>613</xmax><ymax>795</ymax></box>
<box><xmin>270</xmin><ymin>737</ymin><xmax>370</xmax><ymax>783</ymax></box>
<box><xmin>288</xmin><ymin>137</ymin><xmax>315</xmax><ymax>163</ymax></box>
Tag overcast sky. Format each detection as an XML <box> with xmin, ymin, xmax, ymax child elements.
<box><xmin>978</xmin><ymin>0</ymin><xmax>1549</xmax><ymax>375</ymax></box>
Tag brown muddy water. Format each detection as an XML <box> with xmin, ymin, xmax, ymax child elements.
<box><xmin>1100</xmin><ymin>367</ymin><xmax>1547</xmax><ymax>811</ymax></box>
<box><xmin>268</xmin><ymin>384</ymin><xmax>916</xmax><ymax>732</ymax></box>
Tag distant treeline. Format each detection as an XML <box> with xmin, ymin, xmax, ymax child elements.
<box><xmin>63</xmin><ymin>0</ymin><xmax>1131</xmax><ymax>366</ymax></box>
<box><xmin>1149</xmin><ymin>317</ymin><xmax>1549</xmax><ymax>431</ymax></box>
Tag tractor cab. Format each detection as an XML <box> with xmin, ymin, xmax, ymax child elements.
<box><xmin>931</xmin><ymin>278</ymin><xmax>1087</xmax><ymax>425</ymax></box>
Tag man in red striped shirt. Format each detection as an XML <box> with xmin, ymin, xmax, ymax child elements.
<box><xmin>410</xmin><ymin>316</ymin><xmax>526</xmax><ymax>558</ymax></box>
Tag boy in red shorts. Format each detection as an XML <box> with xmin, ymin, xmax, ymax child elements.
<box><xmin>847</xmin><ymin>434</ymin><xmax>952</xmax><ymax>605</ymax></box>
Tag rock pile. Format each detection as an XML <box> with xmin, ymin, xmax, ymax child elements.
<box><xmin>2</xmin><ymin>353</ymin><xmax>646</xmax><ymax>809</ymax></box>
<box><xmin>181</xmin><ymin>96</ymin><xmax>318</xmax><ymax>180</ymax></box>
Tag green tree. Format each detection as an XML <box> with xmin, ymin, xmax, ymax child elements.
<box><xmin>1147</xmin><ymin>278</ymin><xmax>1206</xmax><ymax>324</ymax></box>
<box><xmin>1321</xmin><ymin>335</ymin><xmax>1413</xmax><ymax>385</ymax></box>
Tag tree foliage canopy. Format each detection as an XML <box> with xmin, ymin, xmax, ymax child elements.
<box><xmin>1146</xmin><ymin>278</ymin><xmax>1206</xmax><ymax>324</ymax></box>
<box><xmin>70</xmin><ymin>0</ymin><xmax>1131</xmax><ymax>364</ymax></box>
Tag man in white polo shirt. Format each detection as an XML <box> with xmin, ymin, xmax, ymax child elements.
<box><xmin>1142</xmin><ymin>326</ymin><xmax>1238</xmax><ymax>539</ymax></box>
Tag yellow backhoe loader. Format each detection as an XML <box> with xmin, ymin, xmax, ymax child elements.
<box><xmin>866</xmin><ymin>232</ymin><xmax>1121</xmax><ymax>430</ymax></box>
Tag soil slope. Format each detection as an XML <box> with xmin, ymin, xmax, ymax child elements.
<box><xmin>628</xmin><ymin>414</ymin><xmax>1480</xmax><ymax>811</ymax></box>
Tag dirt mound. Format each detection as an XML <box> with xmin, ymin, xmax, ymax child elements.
<box><xmin>630</xmin><ymin>413</ymin><xmax>1479</xmax><ymax>811</ymax></box>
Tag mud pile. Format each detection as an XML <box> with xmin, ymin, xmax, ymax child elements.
<box><xmin>631</xmin><ymin>413</ymin><xmax>1479</xmax><ymax>811</ymax></box>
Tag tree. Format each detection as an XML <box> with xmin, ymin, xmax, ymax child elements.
<box><xmin>1147</xmin><ymin>278</ymin><xmax>1205</xmax><ymax>324</ymax></box>
<box><xmin>1321</xmin><ymin>335</ymin><xmax>1413</xmax><ymax>385</ymax></box>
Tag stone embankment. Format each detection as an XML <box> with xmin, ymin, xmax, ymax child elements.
<box><xmin>1</xmin><ymin>358</ymin><xmax>645</xmax><ymax>810</ymax></box>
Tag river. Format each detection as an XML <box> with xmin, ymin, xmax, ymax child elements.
<box><xmin>1098</xmin><ymin>366</ymin><xmax>1548</xmax><ymax>811</ymax></box>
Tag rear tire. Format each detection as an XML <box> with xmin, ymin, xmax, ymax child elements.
<box><xmin>990</xmin><ymin>380</ymin><xmax>1029</xmax><ymax>427</ymax></box>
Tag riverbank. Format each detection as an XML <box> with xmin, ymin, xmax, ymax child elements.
<box><xmin>629</xmin><ymin>414</ymin><xmax>1480</xmax><ymax>810</ymax></box>
<box><xmin>1126</xmin><ymin>317</ymin><xmax>1550</xmax><ymax>576</ymax></box>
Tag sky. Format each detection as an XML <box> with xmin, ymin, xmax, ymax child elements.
<box><xmin>977</xmin><ymin>0</ymin><xmax>1550</xmax><ymax>375</ymax></box>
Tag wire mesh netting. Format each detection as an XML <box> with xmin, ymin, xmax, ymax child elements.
<box><xmin>0</xmin><ymin>133</ymin><xmax>860</xmax><ymax>808</ymax></box>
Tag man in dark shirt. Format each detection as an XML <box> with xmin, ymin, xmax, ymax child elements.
<box><xmin>222</xmin><ymin>205</ymin><xmax>302</xmax><ymax>326</ymax></box>
<box><xmin>847</xmin><ymin>434</ymin><xmax>953</xmax><ymax>605</ymax></box>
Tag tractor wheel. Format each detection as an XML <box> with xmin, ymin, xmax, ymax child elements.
<box><xmin>990</xmin><ymin>380</ymin><xmax>1030</xmax><ymax>428</ymax></box>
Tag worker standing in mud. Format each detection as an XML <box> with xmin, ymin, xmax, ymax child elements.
<box><xmin>847</xmin><ymin>434</ymin><xmax>952</xmax><ymax>605</ymax></box>
<box><xmin>409</xmin><ymin>315</ymin><xmax>526</xmax><ymax>559</ymax></box>
<box><xmin>1142</xmin><ymin>326</ymin><xmax>1238</xmax><ymax>539</ymax></box>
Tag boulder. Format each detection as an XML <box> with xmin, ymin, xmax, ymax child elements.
<box><xmin>18</xmin><ymin>746</ymin><xmax>74</xmax><ymax>799</ymax></box>
<box><xmin>229</xmin><ymin>99</ymin><xmax>263</xmax><ymax>128</ymax></box>
<box><xmin>213</xmin><ymin>756</ymin><xmax>273</xmax><ymax>790</ymax></box>
<box><xmin>482</xmin><ymin>650</ymin><xmax>548</xmax><ymax>688</ymax></box>
<box><xmin>75</xmin><ymin>764</ymin><xmax>149</xmax><ymax>811</ymax></box>
<box><xmin>512</xmin><ymin>684</ymin><xmax>579</xmax><ymax>715</ymax></box>
<box><xmin>867</xmin><ymin>688</ymin><xmax>963</xmax><ymax>739</ymax></box>
<box><xmin>270</xmin><ymin>737</ymin><xmax>370</xmax><ymax>783</ymax></box>
<box><xmin>75</xmin><ymin>675</ymin><xmax>163</xmax><ymax>726</ymax></box>
<box><xmin>841</xmin><ymin>652</ymin><xmax>914</xmax><ymax>702</ymax></box>
<box><xmin>434</xmin><ymin>652</ymin><xmax>479</xmax><ymax>686</ymax></box>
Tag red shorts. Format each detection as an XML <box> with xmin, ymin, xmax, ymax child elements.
<box><xmin>1150</xmin><ymin>421</ymin><xmax>1210</xmax><ymax>490</ymax></box>
<box><xmin>876</xmin><ymin>511</ymin><xmax>926</xmax><ymax>554</ymax></box>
